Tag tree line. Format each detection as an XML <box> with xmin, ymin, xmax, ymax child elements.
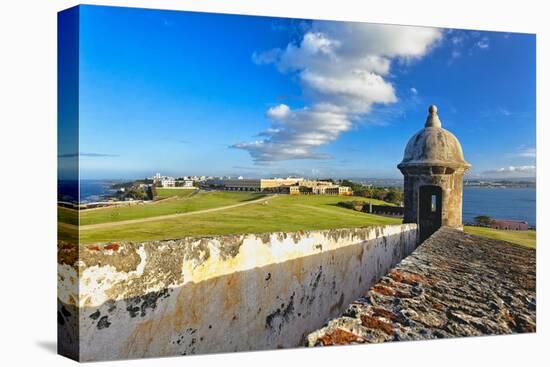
<box><xmin>340</xmin><ymin>179</ymin><xmax>404</xmax><ymax>205</ymax></box>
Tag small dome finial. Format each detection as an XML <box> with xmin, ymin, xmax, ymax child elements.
<box><xmin>425</xmin><ymin>104</ymin><xmax>442</xmax><ymax>128</ymax></box>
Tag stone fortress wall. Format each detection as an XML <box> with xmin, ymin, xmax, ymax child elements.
<box><xmin>307</xmin><ymin>227</ymin><xmax>536</xmax><ymax>345</ymax></box>
<box><xmin>58</xmin><ymin>224</ymin><xmax>417</xmax><ymax>361</ymax></box>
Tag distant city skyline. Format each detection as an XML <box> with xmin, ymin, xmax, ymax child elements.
<box><xmin>72</xmin><ymin>5</ymin><xmax>535</xmax><ymax>180</ymax></box>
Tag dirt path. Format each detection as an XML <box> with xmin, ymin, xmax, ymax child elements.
<box><xmin>78</xmin><ymin>194</ymin><xmax>276</xmax><ymax>231</ymax></box>
<box><xmin>58</xmin><ymin>221</ymin><xmax>78</xmax><ymax>231</ymax></box>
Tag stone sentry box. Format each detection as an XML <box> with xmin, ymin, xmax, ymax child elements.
<box><xmin>398</xmin><ymin>106</ymin><xmax>471</xmax><ymax>243</ymax></box>
<box><xmin>58</xmin><ymin>224</ymin><xmax>416</xmax><ymax>361</ymax></box>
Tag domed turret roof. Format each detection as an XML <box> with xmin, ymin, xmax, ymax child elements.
<box><xmin>398</xmin><ymin>105</ymin><xmax>470</xmax><ymax>170</ymax></box>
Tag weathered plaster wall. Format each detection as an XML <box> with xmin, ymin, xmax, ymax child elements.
<box><xmin>57</xmin><ymin>224</ymin><xmax>417</xmax><ymax>361</ymax></box>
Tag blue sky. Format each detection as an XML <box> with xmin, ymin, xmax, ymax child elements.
<box><xmin>75</xmin><ymin>5</ymin><xmax>536</xmax><ymax>180</ymax></box>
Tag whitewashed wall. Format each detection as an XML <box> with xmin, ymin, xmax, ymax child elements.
<box><xmin>57</xmin><ymin>224</ymin><xmax>417</xmax><ymax>361</ymax></box>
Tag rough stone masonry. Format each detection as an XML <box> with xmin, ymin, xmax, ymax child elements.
<box><xmin>307</xmin><ymin>227</ymin><xmax>536</xmax><ymax>346</ymax></box>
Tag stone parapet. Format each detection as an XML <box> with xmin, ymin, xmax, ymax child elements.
<box><xmin>307</xmin><ymin>227</ymin><xmax>536</xmax><ymax>346</ymax></box>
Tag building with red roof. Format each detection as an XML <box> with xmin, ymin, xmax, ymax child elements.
<box><xmin>490</xmin><ymin>220</ymin><xmax>529</xmax><ymax>230</ymax></box>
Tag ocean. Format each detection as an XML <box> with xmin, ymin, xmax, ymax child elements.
<box><xmin>79</xmin><ymin>179</ymin><xmax>123</xmax><ymax>203</ymax></box>
<box><xmin>462</xmin><ymin>187</ymin><xmax>536</xmax><ymax>227</ymax></box>
<box><xmin>77</xmin><ymin>180</ymin><xmax>536</xmax><ymax>227</ymax></box>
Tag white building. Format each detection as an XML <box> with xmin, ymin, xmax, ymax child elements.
<box><xmin>160</xmin><ymin>177</ymin><xmax>176</xmax><ymax>187</ymax></box>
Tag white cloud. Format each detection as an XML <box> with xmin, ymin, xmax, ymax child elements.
<box><xmin>300</xmin><ymin>69</ymin><xmax>397</xmax><ymax>109</ymax></box>
<box><xmin>266</xmin><ymin>104</ymin><xmax>290</xmax><ymax>120</ymax></box>
<box><xmin>447</xmin><ymin>49</ymin><xmax>462</xmax><ymax>66</ymax></box>
<box><xmin>451</xmin><ymin>35</ymin><xmax>464</xmax><ymax>45</ymax></box>
<box><xmin>410</xmin><ymin>87</ymin><xmax>418</xmax><ymax>95</ymax></box>
<box><xmin>476</xmin><ymin>37</ymin><xmax>490</xmax><ymax>49</ymax></box>
<box><xmin>480</xmin><ymin>106</ymin><xmax>516</xmax><ymax>120</ymax></box>
<box><xmin>312</xmin><ymin>22</ymin><xmax>442</xmax><ymax>59</ymax></box>
<box><xmin>497</xmin><ymin>165</ymin><xmax>535</xmax><ymax>172</ymax></box>
<box><xmin>517</xmin><ymin>147</ymin><xmax>536</xmax><ymax>158</ymax></box>
<box><xmin>233</xmin><ymin>103</ymin><xmax>350</xmax><ymax>162</ymax></box>
<box><xmin>234</xmin><ymin>22</ymin><xmax>442</xmax><ymax>162</ymax></box>
<box><xmin>252</xmin><ymin>48</ymin><xmax>282</xmax><ymax>65</ymax></box>
<box><xmin>498</xmin><ymin>107</ymin><xmax>511</xmax><ymax>116</ymax></box>
<box><xmin>483</xmin><ymin>165</ymin><xmax>536</xmax><ymax>177</ymax></box>
<box><xmin>446</xmin><ymin>31</ymin><xmax>497</xmax><ymax>65</ymax></box>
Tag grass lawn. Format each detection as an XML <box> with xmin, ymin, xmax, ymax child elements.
<box><xmin>58</xmin><ymin>206</ymin><xmax>78</xmax><ymax>225</ymax></box>
<box><xmin>58</xmin><ymin>224</ymin><xmax>78</xmax><ymax>243</ymax></box>
<box><xmin>155</xmin><ymin>188</ymin><xmax>197</xmax><ymax>198</ymax></box>
<box><xmin>79</xmin><ymin>193</ymin><xmax>400</xmax><ymax>244</ymax></box>
<box><xmin>464</xmin><ymin>226</ymin><xmax>536</xmax><ymax>248</ymax></box>
<box><xmin>79</xmin><ymin>191</ymin><xmax>266</xmax><ymax>225</ymax></box>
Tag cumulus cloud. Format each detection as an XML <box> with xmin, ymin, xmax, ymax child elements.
<box><xmin>266</xmin><ymin>104</ymin><xmax>291</xmax><ymax>120</ymax></box>
<box><xmin>233</xmin><ymin>22</ymin><xmax>442</xmax><ymax>163</ymax></box>
<box><xmin>233</xmin><ymin>103</ymin><xmax>349</xmax><ymax>161</ymax></box>
<box><xmin>410</xmin><ymin>87</ymin><xmax>418</xmax><ymax>95</ymax></box>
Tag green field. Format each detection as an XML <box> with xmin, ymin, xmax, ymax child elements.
<box><xmin>79</xmin><ymin>193</ymin><xmax>400</xmax><ymax>244</ymax></box>
<box><xmin>79</xmin><ymin>191</ymin><xmax>265</xmax><ymax>225</ymax></box>
<box><xmin>464</xmin><ymin>226</ymin><xmax>536</xmax><ymax>248</ymax></box>
<box><xmin>58</xmin><ymin>224</ymin><xmax>78</xmax><ymax>243</ymax></box>
<box><xmin>155</xmin><ymin>188</ymin><xmax>197</xmax><ymax>198</ymax></box>
<box><xmin>68</xmin><ymin>193</ymin><xmax>537</xmax><ymax>249</ymax></box>
<box><xmin>58</xmin><ymin>207</ymin><xmax>78</xmax><ymax>243</ymax></box>
<box><xmin>58</xmin><ymin>206</ymin><xmax>78</xmax><ymax>225</ymax></box>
